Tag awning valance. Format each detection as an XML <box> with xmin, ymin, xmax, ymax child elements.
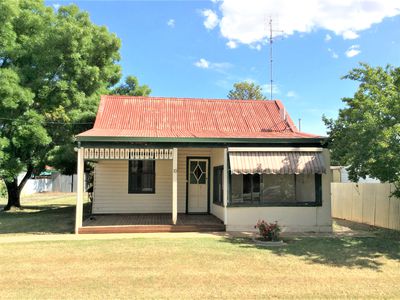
<box><xmin>229</xmin><ymin>151</ymin><xmax>326</xmax><ymax>175</ymax></box>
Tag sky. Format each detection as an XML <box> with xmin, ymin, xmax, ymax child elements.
<box><xmin>46</xmin><ymin>0</ymin><xmax>400</xmax><ymax>135</ymax></box>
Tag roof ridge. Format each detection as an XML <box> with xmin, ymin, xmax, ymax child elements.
<box><xmin>102</xmin><ymin>94</ymin><xmax>280</xmax><ymax>104</ymax></box>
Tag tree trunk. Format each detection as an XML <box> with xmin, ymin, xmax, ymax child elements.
<box><xmin>3</xmin><ymin>165</ymin><xmax>33</xmax><ymax>211</ymax></box>
<box><xmin>4</xmin><ymin>179</ymin><xmax>21</xmax><ymax>210</ymax></box>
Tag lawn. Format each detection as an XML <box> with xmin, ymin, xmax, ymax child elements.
<box><xmin>0</xmin><ymin>192</ymin><xmax>90</xmax><ymax>235</ymax></box>
<box><xmin>0</xmin><ymin>193</ymin><xmax>400</xmax><ymax>299</ymax></box>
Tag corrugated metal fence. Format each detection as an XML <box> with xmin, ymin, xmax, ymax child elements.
<box><xmin>331</xmin><ymin>183</ymin><xmax>400</xmax><ymax>230</ymax></box>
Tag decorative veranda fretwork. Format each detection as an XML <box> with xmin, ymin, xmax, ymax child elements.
<box><xmin>83</xmin><ymin>148</ymin><xmax>173</xmax><ymax>160</ymax></box>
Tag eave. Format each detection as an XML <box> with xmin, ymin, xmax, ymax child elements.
<box><xmin>76</xmin><ymin>135</ymin><xmax>328</xmax><ymax>148</ymax></box>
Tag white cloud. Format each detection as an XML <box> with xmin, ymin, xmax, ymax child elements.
<box><xmin>286</xmin><ymin>91</ymin><xmax>297</xmax><ymax>98</ymax></box>
<box><xmin>226</xmin><ymin>40</ymin><xmax>237</xmax><ymax>49</ymax></box>
<box><xmin>345</xmin><ymin>45</ymin><xmax>361</xmax><ymax>57</ymax></box>
<box><xmin>194</xmin><ymin>58</ymin><xmax>210</xmax><ymax>69</ymax></box>
<box><xmin>249</xmin><ymin>44</ymin><xmax>262</xmax><ymax>51</ymax></box>
<box><xmin>212</xmin><ymin>0</ymin><xmax>400</xmax><ymax>46</ymax></box>
<box><xmin>328</xmin><ymin>48</ymin><xmax>339</xmax><ymax>59</ymax></box>
<box><xmin>242</xmin><ymin>78</ymin><xmax>257</xmax><ymax>84</ymax></box>
<box><xmin>53</xmin><ymin>3</ymin><xmax>60</xmax><ymax>10</ymax></box>
<box><xmin>212</xmin><ymin>62</ymin><xmax>233</xmax><ymax>70</ymax></box>
<box><xmin>262</xmin><ymin>83</ymin><xmax>280</xmax><ymax>98</ymax></box>
<box><xmin>194</xmin><ymin>58</ymin><xmax>232</xmax><ymax>72</ymax></box>
<box><xmin>215</xmin><ymin>79</ymin><xmax>231</xmax><ymax>89</ymax></box>
<box><xmin>167</xmin><ymin>19</ymin><xmax>175</xmax><ymax>28</ymax></box>
<box><xmin>324</xmin><ymin>34</ymin><xmax>332</xmax><ymax>42</ymax></box>
<box><xmin>201</xmin><ymin>9</ymin><xmax>219</xmax><ymax>30</ymax></box>
<box><xmin>342</xmin><ymin>30</ymin><xmax>359</xmax><ymax>40</ymax></box>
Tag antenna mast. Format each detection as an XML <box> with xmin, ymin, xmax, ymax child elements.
<box><xmin>267</xmin><ymin>17</ymin><xmax>282</xmax><ymax>101</ymax></box>
<box><xmin>269</xmin><ymin>18</ymin><xmax>273</xmax><ymax>101</ymax></box>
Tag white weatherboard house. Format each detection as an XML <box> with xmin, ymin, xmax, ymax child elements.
<box><xmin>75</xmin><ymin>95</ymin><xmax>332</xmax><ymax>234</ymax></box>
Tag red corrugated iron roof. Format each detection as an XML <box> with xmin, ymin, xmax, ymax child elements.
<box><xmin>77</xmin><ymin>95</ymin><xmax>322</xmax><ymax>140</ymax></box>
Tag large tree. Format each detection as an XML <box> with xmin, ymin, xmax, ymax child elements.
<box><xmin>324</xmin><ymin>63</ymin><xmax>400</xmax><ymax>196</ymax></box>
<box><xmin>227</xmin><ymin>81</ymin><xmax>267</xmax><ymax>100</ymax></box>
<box><xmin>0</xmin><ymin>1</ymin><xmax>122</xmax><ymax>210</ymax></box>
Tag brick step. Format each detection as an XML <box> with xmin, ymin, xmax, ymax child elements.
<box><xmin>78</xmin><ymin>224</ymin><xmax>226</xmax><ymax>234</ymax></box>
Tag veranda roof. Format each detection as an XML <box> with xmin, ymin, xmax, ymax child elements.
<box><xmin>229</xmin><ymin>150</ymin><xmax>326</xmax><ymax>175</ymax></box>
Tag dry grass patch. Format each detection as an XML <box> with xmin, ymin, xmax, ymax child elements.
<box><xmin>1</xmin><ymin>193</ymin><xmax>400</xmax><ymax>298</ymax></box>
<box><xmin>0</xmin><ymin>236</ymin><xmax>399</xmax><ymax>299</ymax></box>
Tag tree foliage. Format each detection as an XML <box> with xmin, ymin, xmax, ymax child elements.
<box><xmin>0</xmin><ymin>1</ymin><xmax>123</xmax><ymax>209</ymax></box>
<box><xmin>111</xmin><ymin>75</ymin><xmax>151</xmax><ymax>96</ymax></box>
<box><xmin>48</xmin><ymin>76</ymin><xmax>151</xmax><ymax>175</ymax></box>
<box><xmin>324</xmin><ymin>63</ymin><xmax>400</xmax><ymax>196</ymax></box>
<box><xmin>227</xmin><ymin>81</ymin><xmax>266</xmax><ymax>100</ymax></box>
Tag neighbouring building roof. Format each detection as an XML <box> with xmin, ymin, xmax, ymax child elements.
<box><xmin>77</xmin><ymin>95</ymin><xmax>323</xmax><ymax>141</ymax></box>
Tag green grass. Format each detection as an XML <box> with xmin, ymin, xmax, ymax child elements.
<box><xmin>0</xmin><ymin>193</ymin><xmax>90</xmax><ymax>235</ymax></box>
<box><xmin>0</xmin><ymin>193</ymin><xmax>400</xmax><ymax>299</ymax></box>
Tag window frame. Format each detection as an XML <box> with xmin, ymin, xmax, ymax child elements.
<box><xmin>128</xmin><ymin>160</ymin><xmax>156</xmax><ymax>194</ymax></box>
<box><xmin>228</xmin><ymin>173</ymin><xmax>322</xmax><ymax>207</ymax></box>
<box><xmin>213</xmin><ymin>165</ymin><xmax>224</xmax><ymax>206</ymax></box>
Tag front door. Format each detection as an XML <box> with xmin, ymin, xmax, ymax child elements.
<box><xmin>188</xmin><ymin>158</ymin><xmax>209</xmax><ymax>213</ymax></box>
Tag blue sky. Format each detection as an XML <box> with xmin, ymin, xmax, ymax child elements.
<box><xmin>46</xmin><ymin>0</ymin><xmax>400</xmax><ymax>135</ymax></box>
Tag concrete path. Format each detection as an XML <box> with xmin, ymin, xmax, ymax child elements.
<box><xmin>0</xmin><ymin>231</ymin><xmax>236</xmax><ymax>244</ymax></box>
<box><xmin>0</xmin><ymin>222</ymin><xmax>375</xmax><ymax>244</ymax></box>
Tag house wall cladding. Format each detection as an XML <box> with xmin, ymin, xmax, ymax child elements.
<box><xmin>92</xmin><ymin>148</ymin><xmax>217</xmax><ymax>214</ymax></box>
<box><xmin>331</xmin><ymin>183</ymin><xmax>400</xmax><ymax>230</ymax></box>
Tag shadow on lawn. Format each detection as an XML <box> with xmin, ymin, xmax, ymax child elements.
<box><xmin>0</xmin><ymin>203</ymin><xmax>91</xmax><ymax>234</ymax></box>
<box><xmin>221</xmin><ymin>236</ymin><xmax>400</xmax><ymax>271</ymax></box>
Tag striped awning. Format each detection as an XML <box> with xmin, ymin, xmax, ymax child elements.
<box><xmin>229</xmin><ymin>151</ymin><xmax>326</xmax><ymax>175</ymax></box>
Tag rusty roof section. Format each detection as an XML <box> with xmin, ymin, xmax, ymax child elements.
<box><xmin>77</xmin><ymin>95</ymin><xmax>322</xmax><ymax>140</ymax></box>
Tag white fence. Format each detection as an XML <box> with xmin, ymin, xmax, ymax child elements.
<box><xmin>331</xmin><ymin>183</ymin><xmax>400</xmax><ymax>230</ymax></box>
<box><xmin>20</xmin><ymin>173</ymin><xmax>78</xmax><ymax>195</ymax></box>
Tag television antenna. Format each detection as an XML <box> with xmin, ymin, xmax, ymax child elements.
<box><xmin>267</xmin><ymin>17</ymin><xmax>283</xmax><ymax>100</ymax></box>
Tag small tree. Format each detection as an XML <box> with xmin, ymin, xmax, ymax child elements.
<box><xmin>324</xmin><ymin>63</ymin><xmax>400</xmax><ymax>196</ymax></box>
<box><xmin>228</xmin><ymin>81</ymin><xmax>267</xmax><ymax>100</ymax></box>
<box><xmin>111</xmin><ymin>76</ymin><xmax>151</xmax><ymax>96</ymax></box>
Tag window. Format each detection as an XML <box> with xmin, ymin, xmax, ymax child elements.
<box><xmin>128</xmin><ymin>160</ymin><xmax>155</xmax><ymax>193</ymax></box>
<box><xmin>213</xmin><ymin>166</ymin><xmax>223</xmax><ymax>205</ymax></box>
<box><xmin>243</xmin><ymin>174</ymin><xmax>260</xmax><ymax>203</ymax></box>
<box><xmin>230</xmin><ymin>174</ymin><xmax>322</xmax><ymax>206</ymax></box>
<box><xmin>261</xmin><ymin>175</ymin><xmax>295</xmax><ymax>203</ymax></box>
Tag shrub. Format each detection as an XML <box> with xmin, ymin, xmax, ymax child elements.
<box><xmin>255</xmin><ymin>220</ymin><xmax>281</xmax><ymax>241</ymax></box>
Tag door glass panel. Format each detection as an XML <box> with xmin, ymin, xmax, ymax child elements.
<box><xmin>189</xmin><ymin>160</ymin><xmax>207</xmax><ymax>185</ymax></box>
<box><xmin>193</xmin><ymin>164</ymin><xmax>202</xmax><ymax>181</ymax></box>
<box><xmin>199</xmin><ymin>161</ymin><xmax>206</xmax><ymax>173</ymax></box>
<box><xmin>190</xmin><ymin>173</ymin><xmax>197</xmax><ymax>184</ymax></box>
<box><xmin>190</xmin><ymin>161</ymin><xmax>197</xmax><ymax>172</ymax></box>
<box><xmin>198</xmin><ymin>172</ymin><xmax>206</xmax><ymax>184</ymax></box>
